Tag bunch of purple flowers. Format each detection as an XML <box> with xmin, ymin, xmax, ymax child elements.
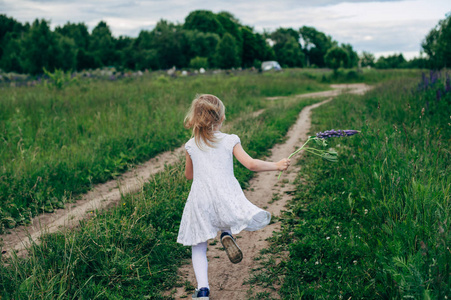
<box><xmin>316</xmin><ymin>129</ymin><xmax>359</xmax><ymax>139</ymax></box>
<box><xmin>278</xmin><ymin>129</ymin><xmax>359</xmax><ymax>179</ymax></box>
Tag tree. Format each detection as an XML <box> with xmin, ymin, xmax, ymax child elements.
<box><xmin>76</xmin><ymin>48</ymin><xmax>99</xmax><ymax>70</ymax></box>
<box><xmin>375</xmin><ymin>54</ymin><xmax>406</xmax><ymax>69</ymax></box>
<box><xmin>405</xmin><ymin>56</ymin><xmax>430</xmax><ymax>69</ymax></box>
<box><xmin>55</xmin><ymin>34</ymin><xmax>77</xmax><ymax>70</ymax></box>
<box><xmin>271</xmin><ymin>28</ymin><xmax>300</xmax><ymax>45</ymax></box>
<box><xmin>271</xmin><ymin>28</ymin><xmax>304</xmax><ymax>67</ymax></box>
<box><xmin>0</xmin><ymin>14</ymin><xmax>28</xmax><ymax>60</ymax></box>
<box><xmin>0</xmin><ymin>37</ymin><xmax>23</xmax><ymax>72</ymax></box>
<box><xmin>20</xmin><ymin>19</ymin><xmax>61</xmax><ymax>74</ymax></box>
<box><xmin>184</xmin><ymin>30</ymin><xmax>220</xmax><ymax>67</ymax></box>
<box><xmin>147</xmin><ymin>20</ymin><xmax>188</xmax><ymax>69</ymax></box>
<box><xmin>275</xmin><ymin>36</ymin><xmax>304</xmax><ymax>68</ymax></box>
<box><xmin>241</xmin><ymin>26</ymin><xmax>271</xmax><ymax>68</ymax></box>
<box><xmin>217</xmin><ymin>11</ymin><xmax>243</xmax><ymax>60</ymax></box>
<box><xmin>89</xmin><ymin>21</ymin><xmax>118</xmax><ymax>67</ymax></box>
<box><xmin>184</xmin><ymin>10</ymin><xmax>225</xmax><ymax>36</ymax></box>
<box><xmin>341</xmin><ymin>43</ymin><xmax>358</xmax><ymax>68</ymax></box>
<box><xmin>189</xmin><ymin>56</ymin><xmax>209</xmax><ymax>69</ymax></box>
<box><xmin>299</xmin><ymin>26</ymin><xmax>336</xmax><ymax>67</ymax></box>
<box><xmin>215</xmin><ymin>32</ymin><xmax>240</xmax><ymax>69</ymax></box>
<box><xmin>216</xmin><ymin>11</ymin><xmax>242</xmax><ymax>42</ymax></box>
<box><xmin>55</xmin><ymin>22</ymin><xmax>90</xmax><ymax>50</ymax></box>
<box><xmin>422</xmin><ymin>13</ymin><xmax>451</xmax><ymax>69</ymax></box>
<box><xmin>324</xmin><ymin>47</ymin><xmax>349</xmax><ymax>71</ymax></box>
<box><xmin>133</xmin><ymin>30</ymin><xmax>160</xmax><ymax>70</ymax></box>
<box><xmin>360</xmin><ymin>51</ymin><xmax>375</xmax><ymax>68</ymax></box>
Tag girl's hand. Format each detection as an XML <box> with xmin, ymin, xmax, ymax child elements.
<box><xmin>276</xmin><ymin>158</ymin><xmax>291</xmax><ymax>171</ymax></box>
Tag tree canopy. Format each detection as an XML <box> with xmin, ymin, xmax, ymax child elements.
<box><xmin>1</xmin><ymin>10</ymin><xmax>441</xmax><ymax>75</ymax></box>
<box><xmin>422</xmin><ymin>13</ymin><xmax>451</xmax><ymax>69</ymax></box>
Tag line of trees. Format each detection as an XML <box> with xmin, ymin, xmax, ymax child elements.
<box><xmin>0</xmin><ymin>10</ymin><xmax>449</xmax><ymax>75</ymax></box>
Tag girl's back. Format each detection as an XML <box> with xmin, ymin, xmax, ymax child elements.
<box><xmin>185</xmin><ymin>132</ymin><xmax>239</xmax><ymax>183</ymax></box>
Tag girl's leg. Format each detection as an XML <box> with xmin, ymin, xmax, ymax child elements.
<box><xmin>220</xmin><ymin>229</ymin><xmax>243</xmax><ymax>264</ymax></box>
<box><xmin>221</xmin><ymin>229</ymin><xmax>231</xmax><ymax>235</ymax></box>
<box><xmin>192</xmin><ymin>241</ymin><xmax>209</xmax><ymax>289</ymax></box>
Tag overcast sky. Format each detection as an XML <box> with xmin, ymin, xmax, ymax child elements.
<box><xmin>1</xmin><ymin>0</ymin><xmax>449</xmax><ymax>59</ymax></box>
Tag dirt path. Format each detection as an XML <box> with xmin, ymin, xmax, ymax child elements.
<box><xmin>0</xmin><ymin>84</ymin><xmax>370</xmax><ymax>262</ymax></box>
<box><xmin>167</xmin><ymin>83</ymin><xmax>371</xmax><ymax>299</ymax></box>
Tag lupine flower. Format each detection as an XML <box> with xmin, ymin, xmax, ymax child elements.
<box><xmin>278</xmin><ymin>129</ymin><xmax>359</xmax><ymax>179</ymax></box>
<box><xmin>316</xmin><ymin>129</ymin><xmax>359</xmax><ymax>139</ymax></box>
<box><xmin>436</xmin><ymin>89</ymin><xmax>442</xmax><ymax>101</ymax></box>
<box><xmin>430</xmin><ymin>70</ymin><xmax>438</xmax><ymax>87</ymax></box>
<box><xmin>446</xmin><ymin>73</ymin><xmax>451</xmax><ymax>93</ymax></box>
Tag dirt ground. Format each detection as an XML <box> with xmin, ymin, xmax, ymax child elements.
<box><xmin>1</xmin><ymin>84</ymin><xmax>371</xmax><ymax>299</ymax></box>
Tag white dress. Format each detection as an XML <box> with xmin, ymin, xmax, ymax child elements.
<box><xmin>177</xmin><ymin>132</ymin><xmax>271</xmax><ymax>246</ymax></box>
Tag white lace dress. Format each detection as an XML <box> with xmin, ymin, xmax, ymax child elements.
<box><xmin>177</xmin><ymin>132</ymin><xmax>271</xmax><ymax>246</ymax></box>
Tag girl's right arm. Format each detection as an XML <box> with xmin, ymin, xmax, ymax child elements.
<box><xmin>185</xmin><ymin>151</ymin><xmax>194</xmax><ymax>180</ymax></box>
<box><xmin>233</xmin><ymin>144</ymin><xmax>290</xmax><ymax>172</ymax></box>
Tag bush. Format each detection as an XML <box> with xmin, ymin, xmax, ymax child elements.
<box><xmin>189</xmin><ymin>56</ymin><xmax>209</xmax><ymax>69</ymax></box>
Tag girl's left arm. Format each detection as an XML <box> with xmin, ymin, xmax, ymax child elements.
<box><xmin>233</xmin><ymin>144</ymin><xmax>290</xmax><ymax>172</ymax></box>
<box><xmin>185</xmin><ymin>151</ymin><xmax>193</xmax><ymax>180</ymax></box>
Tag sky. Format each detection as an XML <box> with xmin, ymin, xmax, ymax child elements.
<box><xmin>1</xmin><ymin>0</ymin><xmax>450</xmax><ymax>59</ymax></box>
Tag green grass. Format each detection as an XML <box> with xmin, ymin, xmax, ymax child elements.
<box><xmin>250</xmin><ymin>71</ymin><xmax>450</xmax><ymax>299</ymax></box>
<box><xmin>0</xmin><ymin>82</ymin><xmax>320</xmax><ymax>299</ymax></box>
<box><xmin>0</xmin><ymin>70</ymin><xmax>328</xmax><ymax>232</ymax></box>
<box><xmin>0</xmin><ymin>68</ymin><xmax>432</xmax><ymax>298</ymax></box>
<box><xmin>285</xmin><ymin>67</ymin><xmax>423</xmax><ymax>84</ymax></box>
<box><xmin>0</xmin><ymin>68</ymin><xmax>419</xmax><ymax>232</ymax></box>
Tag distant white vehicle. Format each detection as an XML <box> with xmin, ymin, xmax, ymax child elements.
<box><xmin>262</xmin><ymin>61</ymin><xmax>282</xmax><ymax>71</ymax></box>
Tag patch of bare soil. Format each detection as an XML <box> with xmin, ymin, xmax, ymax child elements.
<box><xmin>168</xmin><ymin>84</ymin><xmax>371</xmax><ymax>299</ymax></box>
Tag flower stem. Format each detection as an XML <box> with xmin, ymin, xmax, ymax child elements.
<box><xmin>278</xmin><ymin>137</ymin><xmax>313</xmax><ymax>179</ymax></box>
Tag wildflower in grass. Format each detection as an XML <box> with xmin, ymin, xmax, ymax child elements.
<box><xmin>446</xmin><ymin>73</ymin><xmax>451</xmax><ymax>93</ymax></box>
<box><xmin>316</xmin><ymin>129</ymin><xmax>359</xmax><ymax>139</ymax></box>
<box><xmin>430</xmin><ymin>70</ymin><xmax>438</xmax><ymax>87</ymax></box>
<box><xmin>277</xmin><ymin>129</ymin><xmax>359</xmax><ymax>179</ymax></box>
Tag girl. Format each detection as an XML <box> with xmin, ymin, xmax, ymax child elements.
<box><xmin>177</xmin><ymin>94</ymin><xmax>290</xmax><ymax>299</ymax></box>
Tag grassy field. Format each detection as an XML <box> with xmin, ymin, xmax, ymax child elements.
<box><xmin>1</xmin><ymin>68</ymin><xmax>437</xmax><ymax>299</ymax></box>
<box><xmin>0</xmin><ymin>88</ymin><xmax>320</xmax><ymax>299</ymax></box>
<box><xmin>0</xmin><ymin>68</ymin><xmax>422</xmax><ymax>232</ymax></box>
<box><xmin>0</xmin><ymin>70</ymin><xmax>330</xmax><ymax>232</ymax></box>
<box><xmin>249</xmin><ymin>71</ymin><xmax>450</xmax><ymax>299</ymax></box>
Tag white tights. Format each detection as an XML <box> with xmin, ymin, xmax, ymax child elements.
<box><xmin>192</xmin><ymin>230</ymin><xmax>231</xmax><ymax>289</ymax></box>
<box><xmin>192</xmin><ymin>241</ymin><xmax>209</xmax><ymax>289</ymax></box>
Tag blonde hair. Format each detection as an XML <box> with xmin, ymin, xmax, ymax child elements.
<box><xmin>184</xmin><ymin>94</ymin><xmax>225</xmax><ymax>148</ymax></box>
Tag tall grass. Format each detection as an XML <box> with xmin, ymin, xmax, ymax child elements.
<box><xmin>0</xmin><ymin>71</ymin><xmax>328</xmax><ymax>232</ymax></box>
<box><xmin>0</xmin><ymin>83</ymin><xmax>320</xmax><ymax>298</ymax></box>
<box><xmin>254</xmin><ymin>71</ymin><xmax>450</xmax><ymax>299</ymax></box>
